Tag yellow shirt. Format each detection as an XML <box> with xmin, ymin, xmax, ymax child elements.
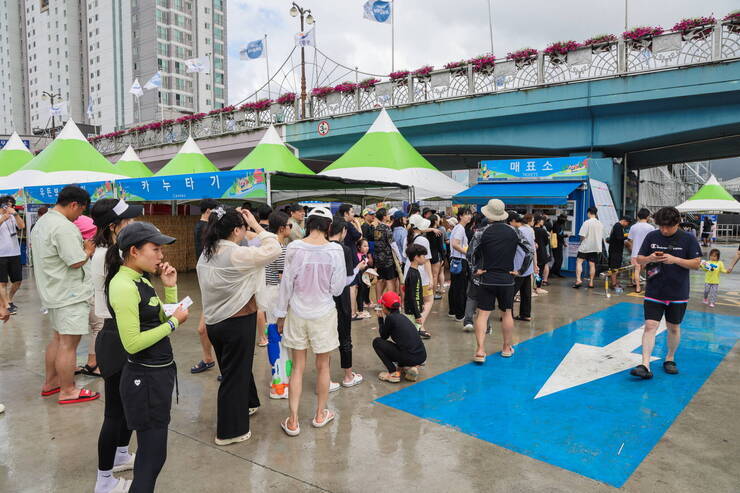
<box><xmin>702</xmin><ymin>260</ymin><xmax>726</xmax><ymax>284</ymax></box>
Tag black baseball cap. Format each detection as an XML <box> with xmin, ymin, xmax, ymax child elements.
<box><xmin>117</xmin><ymin>222</ymin><xmax>176</xmax><ymax>250</ymax></box>
<box><xmin>94</xmin><ymin>199</ymin><xmax>144</xmax><ymax>228</ymax></box>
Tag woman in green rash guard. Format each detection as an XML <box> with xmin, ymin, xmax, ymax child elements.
<box><xmin>104</xmin><ymin>222</ymin><xmax>189</xmax><ymax>493</ymax></box>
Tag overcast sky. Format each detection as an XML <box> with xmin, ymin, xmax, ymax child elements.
<box><xmin>226</xmin><ymin>0</ymin><xmax>738</xmax><ymax>102</ymax></box>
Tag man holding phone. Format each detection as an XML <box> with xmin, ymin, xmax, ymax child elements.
<box><xmin>631</xmin><ymin>207</ymin><xmax>702</xmax><ymax>380</ymax></box>
<box><xmin>0</xmin><ymin>195</ymin><xmax>25</xmax><ymax>315</ymax></box>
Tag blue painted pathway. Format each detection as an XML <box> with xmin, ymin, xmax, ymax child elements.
<box><xmin>376</xmin><ymin>303</ymin><xmax>740</xmax><ymax>487</ymax></box>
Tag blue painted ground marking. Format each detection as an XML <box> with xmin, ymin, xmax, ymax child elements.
<box><xmin>376</xmin><ymin>303</ymin><xmax>740</xmax><ymax>487</ymax></box>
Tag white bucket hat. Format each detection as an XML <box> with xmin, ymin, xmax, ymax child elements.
<box><xmin>481</xmin><ymin>199</ymin><xmax>508</xmax><ymax>222</ymax></box>
<box><xmin>409</xmin><ymin>213</ymin><xmax>431</xmax><ymax>231</ymax></box>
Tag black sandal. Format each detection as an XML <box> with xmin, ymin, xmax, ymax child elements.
<box><xmin>572</xmin><ymin>282</ymin><xmax>582</xmax><ymax>289</ymax></box>
<box><xmin>79</xmin><ymin>364</ymin><xmax>102</xmax><ymax>377</ymax></box>
<box><xmin>629</xmin><ymin>364</ymin><xmax>653</xmax><ymax>379</ymax></box>
<box><xmin>514</xmin><ymin>316</ymin><xmax>532</xmax><ymax>321</ymax></box>
<box><xmin>663</xmin><ymin>361</ymin><xmax>679</xmax><ymax>375</ymax></box>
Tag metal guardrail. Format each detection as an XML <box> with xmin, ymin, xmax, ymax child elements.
<box><xmin>93</xmin><ymin>22</ymin><xmax>740</xmax><ymax>155</ymax></box>
<box><xmin>716</xmin><ymin>224</ymin><xmax>740</xmax><ymax>242</ymax></box>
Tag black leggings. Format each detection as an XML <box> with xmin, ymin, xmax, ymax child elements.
<box><xmin>207</xmin><ymin>313</ymin><xmax>260</xmax><ymax>440</ymax></box>
<box><xmin>514</xmin><ymin>275</ymin><xmax>532</xmax><ymax>318</ymax></box>
<box><xmin>372</xmin><ymin>337</ymin><xmax>425</xmax><ymax>373</ymax></box>
<box><xmin>130</xmin><ymin>428</ymin><xmax>168</xmax><ymax>493</ymax></box>
<box><xmin>357</xmin><ymin>281</ymin><xmax>371</xmax><ymax>308</ymax></box>
<box><xmin>337</xmin><ymin>308</ymin><xmax>352</xmax><ymax>369</ymax></box>
<box><xmin>98</xmin><ymin>371</ymin><xmax>133</xmax><ymax>471</ymax></box>
<box><xmin>448</xmin><ymin>259</ymin><xmax>469</xmax><ymax>319</ymax></box>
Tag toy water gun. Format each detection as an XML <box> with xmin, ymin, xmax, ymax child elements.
<box><xmin>267</xmin><ymin>322</ymin><xmax>291</xmax><ymax>399</ymax></box>
<box><xmin>700</xmin><ymin>260</ymin><xmax>718</xmax><ymax>272</ymax></box>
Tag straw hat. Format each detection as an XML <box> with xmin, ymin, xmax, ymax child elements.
<box><xmin>481</xmin><ymin>199</ymin><xmax>508</xmax><ymax>222</ymax></box>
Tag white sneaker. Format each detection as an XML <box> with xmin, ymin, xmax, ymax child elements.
<box><xmin>329</xmin><ymin>382</ymin><xmax>340</xmax><ymax>392</ymax></box>
<box><xmin>215</xmin><ymin>431</ymin><xmax>251</xmax><ymax>446</ymax></box>
<box><xmin>95</xmin><ymin>477</ymin><xmax>131</xmax><ymax>493</ymax></box>
<box><xmin>463</xmin><ymin>323</ymin><xmax>474</xmax><ymax>332</ymax></box>
<box><xmin>112</xmin><ymin>452</ymin><xmax>135</xmax><ymax>473</ymax></box>
<box><xmin>249</xmin><ymin>407</ymin><xmax>259</xmax><ymax>416</ymax></box>
<box><xmin>0</xmin><ymin>403</ymin><xmax>5</xmax><ymax>414</ymax></box>
<box><xmin>269</xmin><ymin>389</ymin><xmax>289</xmax><ymax>399</ymax></box>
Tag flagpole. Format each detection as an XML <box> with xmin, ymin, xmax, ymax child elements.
<box><xmin>391</xmin><ymin>0</ymin><xmax>395</xmax><ymax>73</ymax></box>
<box><xmin>487</xmin><ymin>0</ymin><xmax>494</xmax><ymax>54</ymax></box>
<box><xmin>264</xmin><ymin>34</ymin><xmax>272</xmax><ymax>99</ymax></box>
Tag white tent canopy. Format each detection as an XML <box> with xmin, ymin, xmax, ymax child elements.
<box><xmin>676</xmin><ymin>175</ymin><xmax>740</xmax><ymax>213</ymax></box>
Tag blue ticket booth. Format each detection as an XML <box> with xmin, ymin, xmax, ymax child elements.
<box><xmin>453</xmin><ymin>156</ymin><xmax>623</xmax><ymax>272</ymax></box>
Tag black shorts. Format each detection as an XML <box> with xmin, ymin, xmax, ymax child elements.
<box><xmin>608</xmin><ymin>250</ymin><xmax>623</xmax><ymax>269</ymax></box>
<box><xmin>120</xmin><ymin>362</ymin><xmax>176</xmax><ymax>431</ymax></box>
<box><xmin>0</xmin><ymin>255</ymin><xmax>22</xmax><ymax>283</ymax></box>
<box><xmin>474</xmin><ymin>284</ymin><xmax>514</xmax><ymax>312</ymax></box>
<box><xmin>577</xmin><ymin>251</ymin><xmax>598</xmax><ymax>263</ymax></box>
<box><xmin>377</xmin><ymin>265</ymin><xmax>398</xmax><ymax>281</ymax></box>
<box><xmin>644</xmin><ymin>299</ymin><xmax>687</xmax><ymax>325</ymax></box>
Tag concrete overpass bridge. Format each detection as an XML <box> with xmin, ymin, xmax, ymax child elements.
<box><xmin>93</xmin><ymin>24</ymin><xmax>740</xmax><ymax>172</ymax></box>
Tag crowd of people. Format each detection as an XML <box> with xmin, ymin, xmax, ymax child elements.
<box><xmin>0</xmin><ymin>186</ymin><xmax>738</xmax><ymax>492</ymax></box>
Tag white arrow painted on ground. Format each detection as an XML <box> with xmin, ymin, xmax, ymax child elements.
<box><xmin>535</xmin><ymin>320</ymin><xmax>667</xmax><ymax>399</ymax></box>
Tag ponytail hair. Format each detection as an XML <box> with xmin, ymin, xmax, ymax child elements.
<box><xmin>104</xmin><ymin>239</ymin><xmax>149</xmax><ymax>298</ymax></box>
<box><xmin>202</xmin><ymin>207</ymin><xmax>247</xmax><ymax>261</ymax></box>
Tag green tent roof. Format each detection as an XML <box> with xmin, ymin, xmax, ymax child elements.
<box><xmin>231</xmin><ymin>125</ymin><xmax>314</xmax><ymax>174</ymax></box>
<box><xmin>320</xmin><ymin>109</ymin><xmax>436</xmax><ymax>172</ymax></box>
<box><xmin>20</xmin><ymin>120</ymin><xmax>121</xmax><ymax>174</ymax></box>
<box><xmin>155</xmin><ymin>136</ymin><xmax>219</xmax><ymax>176</ymax></box>
<box><xmin>676</xmin><ymin>175</ymin><xmax>740</xmax><ymax>212</ymax></box>
<box><xmin>115</xmin><ymin>146</ymin><xmax>154</xmax><ymax>178</ymax></box>
<box><xmin>0</xmin><ymin>132</ymin><xmax>33</xmax><ymax>176</ymax></box>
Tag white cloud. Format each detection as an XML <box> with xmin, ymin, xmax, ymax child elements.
<box><xmin>227</xmin><ymin>0</ymin><xmax>739</xmax><ymax>104</ymax></box>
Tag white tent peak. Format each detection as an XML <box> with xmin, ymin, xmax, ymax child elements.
<box><xmin>56</xmin><ymin>119</ymin><xmax>87</xmax><ymax>142</ymax></box>
<box><xmin>259</xmin><ymin>125</ymin><xmax>284</xmax><ymax>145</ymax></box>
<box><xmin>367</xmin><ymin>108</ymin><xmax>400</xmax><ymax>134</ymax></box>
<box><xmin>1</xmin><ymin>132</ymin><xmax>31</xmax><ymax>152</ymax></box>
<box><xmin>118</xmin><ymin>145</ymin><xmax>141</xmax><ymax>163</ymax></box>
<box><xmin>704</xmin><ymin>174</ymin><xmax>720</xmax><ymax>186</ymax></box>
<box><xmin>179</xmin><ymin>136</ymin><xmax>204</xmax><ymax>155</ymax></box>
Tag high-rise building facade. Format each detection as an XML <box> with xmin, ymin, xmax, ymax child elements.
<box><xmin>0</xmin><ymin>0</ymin><xmax>30</xmax><ymax>134</ymax></box>
<box><xmin>0</xmin><ymin>0</ymin><xmax>227</xmax><ymax>135</ymax></box>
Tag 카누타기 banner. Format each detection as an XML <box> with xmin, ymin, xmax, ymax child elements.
<box><xmin>116</xmin><ymin>169</ymin><xmax>266</xmax><ymax>202</ymax></box>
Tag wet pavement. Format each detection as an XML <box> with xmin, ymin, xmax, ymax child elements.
<box><xmin>0</xmin><ymin>245</ymin><xmax>738</xmax><ymax>492</ymax></box>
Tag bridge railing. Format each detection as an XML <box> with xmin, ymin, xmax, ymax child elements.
<box><xmin>93</xmin><ymin>22</ymin><xmax>740</xmax><ymax>155</ymax></box>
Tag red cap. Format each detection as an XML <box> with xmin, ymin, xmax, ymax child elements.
<box><xmin>379</xmin><ymin>291</ymin><xmax>401</xmax><ymax>309</ymax></box>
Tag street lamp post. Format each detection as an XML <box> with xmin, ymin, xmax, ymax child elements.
<box><xmin>290</xmin><ymin>2</ymin><xmax>315</xmax><ymax>119</ymax></box>
<box><xmin>42</xmin><ymin>88</ymin><xmax>63</xmax><ymax>138</ymax></box>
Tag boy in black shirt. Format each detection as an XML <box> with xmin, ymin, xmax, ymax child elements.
<box><xmin>373</xmin><ymin>291</ymin><xmax>427</xmax><ymax>383</ymax></box>
<box><xmin>404</xmin><ymin>244</ymin><xmax>429</xmax><ymax>339</ymax></box>
<box><xmin>607</xmin><ymin>216</ymin><xmax>630</xmax><ymax>289</ymax></box>
<box><xmin>631</xmin><ymin>207</ymin><xmax>702</xmax><ymax>379</ymax></box>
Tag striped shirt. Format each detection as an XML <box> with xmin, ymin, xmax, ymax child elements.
<box><xmin>265</xmin><ymin>245</ymin><xmax>287</xmax><ymax>285</ymax></box>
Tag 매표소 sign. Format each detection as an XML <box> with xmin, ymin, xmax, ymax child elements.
<box><xmin>479</xmin><ymin>156</ymin><xmax>589</xmax><ymax>182</ymax></box>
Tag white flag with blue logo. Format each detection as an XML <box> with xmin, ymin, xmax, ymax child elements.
<box><xmin>144</xmin><ymin>71</ymin><xmax>162</xmax><ymax>90</ymax></box>
<box><xmin>130</xmin><ymin>78</ymin><xmax>144</xmax><ymax>97</ymax></box>
<box><xmin>364</xmin><ymin>0</ymin><xmax>392</xmax><ymax>24</ymax></box>
<box><xmin>86</xmin><ymin>97</ymin><xmax>94</xmax><ymax>118</ymax></box>
<box><xmin>295</xmin><ymin>29</ymin><xmax>315</xmax><ymax>47</ymax></box>
<box><xmin>240</xmin><ymin>40</ymin><xmax>265</xmax><ymax>60</ymax></box>
<box><xmin>186</xmin><ymin>57</ymin><xmax>210</xmax><ymax>73</ymax></box>
<box><xmin>49</xmin><ymin>101</ymin><xmax>67</xmax><ymax>117</ymax></box>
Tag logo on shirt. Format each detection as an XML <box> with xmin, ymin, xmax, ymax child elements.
<box><xmin>134</xmin><ymin>379</ymin><xmax>141</xmax><ymax>386</ymax></box>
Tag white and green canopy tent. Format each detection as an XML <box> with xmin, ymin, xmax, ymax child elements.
<box><xmin>115</xmin><ymin>146</ymin><xmax>154</xmax><ymax>178</ymax></box>
<box><xmin>0</xmin><ymin>132</ymin><xmax>33</xmax><ymax>177</ymax></box>
<box><xmin>319</xmin><ymin>108</ymin><xmax>467</xmax><ymax>200</ymax></box>
<box><xmin>232</xmin><ymin>125</ymin><xmax>314</xmax><ymax>174</ymax></box>
<box><xmin>676</xmin><ymin>175</ymin><xmax>740</xmax><ymax>213</ymax></box>
<box><xmin>0</xmin><ymin>120</ymin><xmax>127</xmax><ymax>188</ymax></box>
<box><xmin>155</xmin><ymin>136</ymin><xmax>219</xmax><ymax>176</ymax></box>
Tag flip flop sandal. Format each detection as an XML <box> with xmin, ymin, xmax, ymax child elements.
<box><xmin>572</xmin><ymin>283</ymin><xmax>582</xmax><ymax>289</ymax></box>
<box><xmin>41</xmin><ymin>387</ymin><xmax>60</xmax><ymax>397</ymax></box>
<box><xmin>311</xmin><ymin>409</ymin><xmax>335</xmax><ymax>428</ymax></box>
<box><xmin>281</xmin><ymin>418</ymin><xmax>300</xmax><ymax>437</ymax></box>
<box><xmin>59</xmin><ymin>388</ymin><xmax>100</xmax><ymax>405</ymax></box>
<box><xmin>341</xmin><ymin>373</ymin><xmax>364</xmax><ymax>388</ymax></box>
<box><xmin>472</xmin><ymin>353</ymin><xmax>486</xmax><ymax>364</ymax></box>
<box><xmin>190</xmin><ymin>360</ymin><xmax>215</xmax><ymax>374</ymax></box>
<box><xmin>587</xmin><ymin>283</ymin><xmax>595</xmax><ymax>289</ymax></box>
<box><xmin>80</xmin><ymin>364</ymin><xmax>102</xmax><ymax>377</ymax></box>
<box><xmin>514</xmin><ymin>316</ymin><xmax>531</xmax><ymax>321</ymax></box>
<box><xmin>257</xmin><ymin>340</ymin><xmax>268</xmax><ymax>347</ymax></box>
<box><xmin>501</xmin><ymin>347</ymin><xmax>515</xmax><ymax>358</ymax></box>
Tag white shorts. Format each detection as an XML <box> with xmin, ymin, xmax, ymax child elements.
<box><xmin>282</xmin><ymin>308</ymin><xmax>339</xmax><ymax>354</ymax></box>
<box><xmin>257</xmin><ymin>284</ymin><xmax>280</xmax><ymax>323</ymax></box>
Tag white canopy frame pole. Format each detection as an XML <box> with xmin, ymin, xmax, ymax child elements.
<box><xmin>266</xmin><ymin>171</ymin><xmax>273</xmax><ymax>207</ymax></box>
